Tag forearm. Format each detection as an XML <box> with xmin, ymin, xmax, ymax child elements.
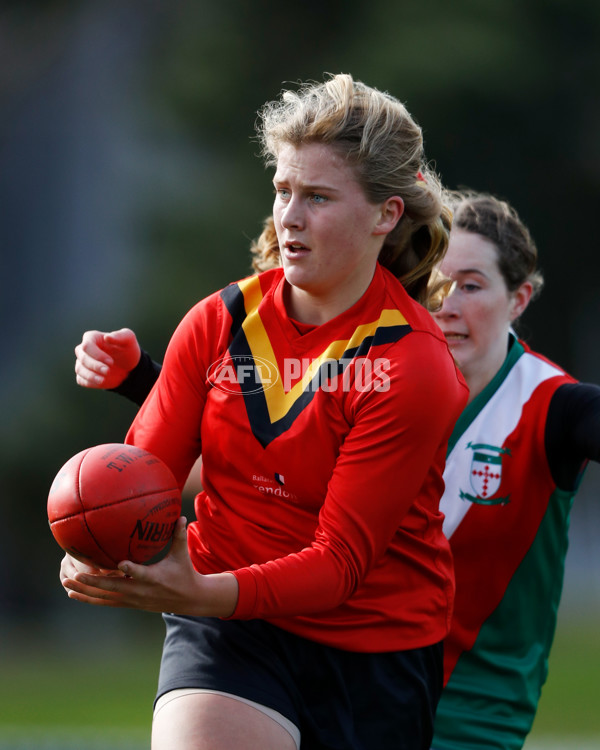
<box><xmin>199</xmin><ymin>572</ymin><xmax>239</xmax><ymax>618</ymax></box>
<box><xmin>111</xmin><ymin>349</ymin><xmax>162</xmax><ymax>406</ymax></box>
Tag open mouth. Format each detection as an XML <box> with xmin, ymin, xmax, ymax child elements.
<box><xmin>285</xmin><ymin>242</ymin><xmax>310</xmax><ymax>255</ymax></box>
<box><xmin>445</xmin><ymin>333</ymin><xmax>468</xmax><ymax>342</ymax></box>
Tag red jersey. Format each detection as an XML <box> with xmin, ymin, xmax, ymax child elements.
<box><xmin>126</xmin><ymin>265</ymin><xmax>467</xmax><ymax>652</ymax></box>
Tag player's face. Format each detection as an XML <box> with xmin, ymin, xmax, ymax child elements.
<box><xmin>272</xmin><ymin>142</ymin><xmax>401</xmax><ymax>324</ymax></box>
<box><xmin>433</xmin><ymin>229</ymin><xmax>525</xmax><ymax>395</ymax></box>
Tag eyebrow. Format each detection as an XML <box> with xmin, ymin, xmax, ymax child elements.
<box><xmin>272</xmin><ymin>178</ymin><xmax>342</xmax><ymax>194</ymax></box>
<box><xmin>453</xmin><ymin>267</ymin><xmax>490</xmax><ymax>278</ymax></box>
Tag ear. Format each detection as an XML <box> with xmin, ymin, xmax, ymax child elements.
<box><xmin>373</xmin><ymin>196</ymin><xmax>404</xmax><ymax>236</ymax></box>
<box><xmin>509</xmin><ymin>281</ymin><xmax>533</xmax><ymax>322</ymax></box>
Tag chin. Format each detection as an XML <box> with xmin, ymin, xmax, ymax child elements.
<box><xmin>282</xmin><ymin>266</ymin><xmax>310</xmax><ymax>289</ymax></box>
<box><xmin>447</xmin><ymin>345</ymin><xmax>469</xmax><ymax>367</ymax></box>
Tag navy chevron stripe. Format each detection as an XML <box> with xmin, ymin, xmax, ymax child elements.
<box><xmin>220</xmin><ymin>283</ymin><xmax>410</xmax><ymax>448</ymax></box>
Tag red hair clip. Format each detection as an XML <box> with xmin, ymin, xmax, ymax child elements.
<box><xmin>416</xmin><ymin>171</ymin><xmax>427</xmax><ymax>183</ymax></box>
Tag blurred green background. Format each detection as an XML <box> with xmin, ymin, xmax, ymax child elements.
<box><xmin>1</xmin><ymin>0</ymin><xmax>600</xmax><ymax>746</ymax></box>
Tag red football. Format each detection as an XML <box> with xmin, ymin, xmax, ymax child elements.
<box><xmin>48</xmin><ymin>443</ymin><xmax>182</xmax><ymax>569</ymax></box>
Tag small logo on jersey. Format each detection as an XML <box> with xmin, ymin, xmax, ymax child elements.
<box><xmin>252</xmin><ymin>473</ymin><xmax>298</xmax><ymax>503</ymax></box>
<box><xmin>459</xmin><ymin>442</ymin><xmax>510</xmax><ymax>505</ymax></box>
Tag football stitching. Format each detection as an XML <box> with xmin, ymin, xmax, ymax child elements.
<box><xmin>53</xmin><ymin>487</ymin><xmax>180</xmax><ymax>521</ymax></box>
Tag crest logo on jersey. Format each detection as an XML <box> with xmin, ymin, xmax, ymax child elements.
<box><xmin>459</xmin><ymin>442</ymin><xmax>510</xmax><ymax>505</ymax></box>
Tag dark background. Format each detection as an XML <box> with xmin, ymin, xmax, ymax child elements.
<box><xmin>1</xmin><ymin>0</ymin><xmax>599</xmax><ymax>643</ymax></box>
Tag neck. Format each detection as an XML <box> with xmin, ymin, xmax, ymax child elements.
<box><xmin>462</xmin><ymin>334</ymin><xmax>512</xmax><ymax>404</ymax></box>
<box><xmin>463</xmin><ymin>370</ymin><xmax>494</xmax><ymax>404</ymax></box>
<box><xmin>284</xmin><ymin>268</ymin><xmax>377</xmax><ymax>325</ymax></box>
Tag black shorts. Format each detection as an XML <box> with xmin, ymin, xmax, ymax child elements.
<box><xmin>156</xmin><ymin>614</ymin><xmax>443</xmax><ymax>750</ymax></box>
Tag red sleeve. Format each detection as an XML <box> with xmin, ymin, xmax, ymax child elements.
<box><xmin>125</xmin><ymin>293</ymin><xmax>224</xmax><ymax>489</ymax></box>
<box><xmin>231</xmin><ymin>332</ymin><xmax>467</xmax><ymax>619</ymax></box>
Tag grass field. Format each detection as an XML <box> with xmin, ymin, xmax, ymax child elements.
<box><xmin>530</xmin><ymin>618</ymin><xmax>600</xmax><ymax>742</ymax></box>
<box><xmin>0</xmin><ymin>612</ymin><xmax>160</xmax><ymax>749</ymax></box>
<box><xmin>1</xmin><ymin>612</ymin><xmax>599</xmax><ymax>749</ymax></box>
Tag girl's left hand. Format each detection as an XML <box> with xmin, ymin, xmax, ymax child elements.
<box><xmin>60</xmin><ymin>517</ymin><xmax>238</xmax><ymax>617</ymax></box>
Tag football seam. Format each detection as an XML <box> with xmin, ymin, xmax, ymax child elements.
<box><xmin>53</xmin><ymin>486</ymin><xmax>181</xmax><ymax>522</ymax></box>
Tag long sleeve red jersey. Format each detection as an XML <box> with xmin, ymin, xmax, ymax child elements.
<box><xmin>126</xmin><ymin>265</ymin><xmax>467</xmax><ymax>652</ymax></box>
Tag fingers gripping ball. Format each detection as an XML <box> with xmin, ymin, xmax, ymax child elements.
<box><xmin>48</xmin><ymin>443</ymin><xmax>182</xmax><ymax>569</ymax></box>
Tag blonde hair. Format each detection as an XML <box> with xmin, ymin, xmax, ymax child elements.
<box><xmin>251</xmin><ymin>73</ymin><xmax>451</xmax><ymax>309</ymax></box>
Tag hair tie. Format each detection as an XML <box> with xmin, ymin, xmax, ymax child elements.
<box><xmin>416</xmin><ymin>171</ymin><xmax>427</xmax><ymax>183</ymax></box>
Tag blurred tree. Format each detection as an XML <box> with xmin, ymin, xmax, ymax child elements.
<box><xmin>335</xmin><ymin>0</ymin><xmax>600</xmax><ymax>367</ymax></box>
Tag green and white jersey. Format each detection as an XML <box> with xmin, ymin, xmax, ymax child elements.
<box><xmin>433</xmin><ymin>335</ymin><xmax>581</xmax><ymax>750</ymax></box>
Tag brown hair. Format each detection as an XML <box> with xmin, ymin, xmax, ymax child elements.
<box><xmin>447</xmin><ymin>190</ymin><xmax>544</xmax><ymax>298</ymax></box>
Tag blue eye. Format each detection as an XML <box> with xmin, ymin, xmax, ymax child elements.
<box><xmin>311</xmin><ymin>194</ymin><xmax>327</xmax><ymax>204</ymax></box>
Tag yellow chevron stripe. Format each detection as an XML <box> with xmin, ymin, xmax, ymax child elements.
<box><xmin>237</xmin><ymin>277</ymin><xmax>408</xmax><ymax>423</ymax></box>
<box><xmin>238</xmin><ymin>275</ymin><xmax>264</xmax><ymax>313</ymax></box>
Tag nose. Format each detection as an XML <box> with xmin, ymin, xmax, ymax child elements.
<box><xmin>433</xmin><ymin>289</ymin><xmax>460</xmax><ymax>319</ymax></box>
<box><xmin>280</xmin><ymin>195</ymin><xmax>305</xmax><ymax>231</ymax></box>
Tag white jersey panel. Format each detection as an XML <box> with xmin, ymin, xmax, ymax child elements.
<box><xmin>441</xmin><ymin>352</ymin><xmax>563</xmax><ymax>539</ymax></box>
